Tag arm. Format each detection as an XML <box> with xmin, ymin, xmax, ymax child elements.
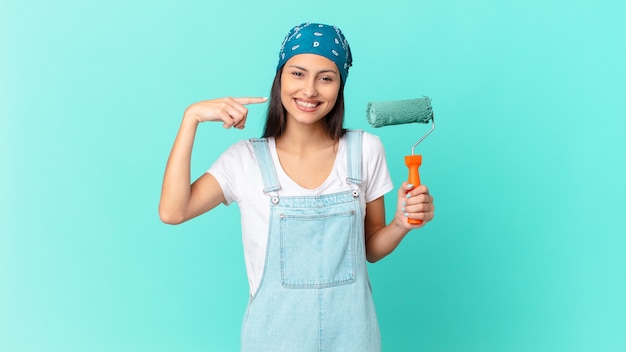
<box><xmin>158</xmin><ymin>97</ymin><xmax>267</xmax><ymax>224</ymax></box>
<box><xmin>364</xmin><ymin>183</ymin><xmax>435</xmax><ymax>263</ymax></box>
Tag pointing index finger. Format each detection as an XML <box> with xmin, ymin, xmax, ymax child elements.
<box><xmin>234</xmin><ymin>97</ymin><xmax>268</xmax><ymax>105</ymax></box>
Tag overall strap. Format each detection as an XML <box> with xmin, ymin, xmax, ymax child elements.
<box><xmin>346</xmin><ymin>130</ymin><xmax>363</xmax><ymax>186</ymax></box>
<box><xmin>250</xmin><ymin>138</ymin><xmax>281</xmax><ymax>194</ymax></box>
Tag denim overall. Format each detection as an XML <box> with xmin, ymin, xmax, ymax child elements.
<box><xmin>242</xmin><ymin>130</ymin><xmax>381</xmax><ymax>352</ymax></box>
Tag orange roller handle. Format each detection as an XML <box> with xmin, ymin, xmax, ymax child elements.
<box><xmin>405</xmin><ymin>155</ymin><xmax>423</xmax><ymax>225</ymax></box>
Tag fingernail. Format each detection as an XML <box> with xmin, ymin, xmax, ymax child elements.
<box><xmin>402</xmin><ymin>207</ymin><xmax>405</xmax><ymax>212</ymax></box>
<box><xmin>404</xmin><ymin>213</ymin><xmax>409</xmax><ymax>217</ymax></box>
<box><xmin>406</xmin><ymin>194</ymin><xmax>411</xmax><ymax>199</ymax></box>
<box><xmin>402</xmin><ymin>201</ymin><xmax>406</xmax><ymax>206</ymax></box>
<box><xmin>407</xmin><ymin>183</ymin><xmax>414</xmax><ymax>189</ymax></box>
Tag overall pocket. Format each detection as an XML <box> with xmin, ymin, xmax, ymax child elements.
<box><xmin>279</xmin><ymin>209</ymin><xmax>357</xmax><ymax>289</ymax></box>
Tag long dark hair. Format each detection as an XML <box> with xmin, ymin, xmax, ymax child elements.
<box><xmin>262</xmin><ymin>68</ymin><xmax>346</xmax><ymax>140</ymax></box>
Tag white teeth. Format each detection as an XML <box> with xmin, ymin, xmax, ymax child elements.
<box><xmin>296</xmin><ymin>100</ymin><xmax>319</xmax><ymax>109</ymax></box>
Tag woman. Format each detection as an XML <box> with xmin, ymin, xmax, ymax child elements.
<box><xmin>159</xmin><ymin>22</ymin><xmax>435</xmax><ymax>352</ymax></box>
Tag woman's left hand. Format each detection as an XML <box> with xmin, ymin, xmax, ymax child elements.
<box><xmin>395</xmin><ymin>182</ymin><xmax>435</xmax><ymax>230</ymax></box>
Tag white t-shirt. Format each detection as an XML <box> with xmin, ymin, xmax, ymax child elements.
<box><xmin>207</xmin><ymin>131</ymin><xmax>393</xmax><ymax>296</ymax></box>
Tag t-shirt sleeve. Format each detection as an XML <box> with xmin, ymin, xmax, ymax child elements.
<box><xmin>362</xmin><ymin>132</ymin><xmax>394</xmax><ymax>203</ymax></box>
<box><xmin>206</xmin><ymin>140</ymin><xmax>253</xmax><ymax>206</ymax></box>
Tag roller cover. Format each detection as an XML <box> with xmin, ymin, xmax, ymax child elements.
<box><xmin>366</xmin><ymin>96</ymin><xmax>433</xmax><ymax>128</ymax></box>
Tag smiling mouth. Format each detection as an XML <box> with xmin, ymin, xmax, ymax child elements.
<box><xmin>295</xmin><ymin>99</ymin><xmax>321</xmax><ymax>110</ymax></box>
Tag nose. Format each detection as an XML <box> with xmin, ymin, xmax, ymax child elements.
<box><xmin>301</xmin><ymin>77</ymin><xmax>318</xmax><ymax>98</ymax></box>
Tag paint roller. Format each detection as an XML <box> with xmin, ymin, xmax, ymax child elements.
<box><xmin>366</xmin><ymin>96</ymin><xmax>435</xmax><ymax>225</ymax></box>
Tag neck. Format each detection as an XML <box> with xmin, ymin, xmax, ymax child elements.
<box><xmin>277</xmin><ymin>121</ymin><xmax>335</xmax><ymax>153</ymax></box>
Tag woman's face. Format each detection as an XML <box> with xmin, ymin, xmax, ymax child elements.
<box><xmin>280</xmin><ymin>54</ymin><xmax>341</xmax><ymax>128</ymax></box>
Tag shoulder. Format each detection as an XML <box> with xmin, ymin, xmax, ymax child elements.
<box><xmin>208</xmin><ymin>138</ymin><xmax>267</xmax><ymax>205</ymax></box>
<box><xmin>210</xmin><ymin>138</ymin><xmax>265</xmax><ymax>173</ymax></box>
<box><xmin>219</xmin><ymin>138</ymin><xmax>262</xmax><ymax>160</ymax></box>
<box><xmin>360</xmin><ymin>131</ymin><xmax>386</xmax><ymax>155</ymax></box>
<box><xmin>342</xmin><ymin>130</ymin><xmax>386</xmax><ymax>160</ymax></box>
<box><xmin>225</xmin><ymin>138</ymin><xmax>255</xmax><ymax>153</ymax></box>
<box><xmin>345</xmin><ymin>129</ymin><xmax>384</xmax><ymax>146</ymax></box>
<box><xmin>349</xmin><ymin>130</ymin><xmax>393</xmax><ymax>201</ymax></box>
<box><xmin>361</xmin><ymin>130</ymin><xmax>383</xmax><ymax>144</ymax></box>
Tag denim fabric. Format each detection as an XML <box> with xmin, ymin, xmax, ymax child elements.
<box><xmin>243</xmin><ymin>131</ymin><xmax>381</xmax><ymax>352</ymax></box>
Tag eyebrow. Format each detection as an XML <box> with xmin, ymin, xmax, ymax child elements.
<box><xmin>287</xmin><ymin>65</ymin><xmax>338</xmax><ymax>75</ymax></box>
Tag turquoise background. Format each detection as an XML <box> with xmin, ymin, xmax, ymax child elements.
<box><xmin>2</xmin><ymin>0</ymin><xmax>625</xmax><ymax>351</ymax></box>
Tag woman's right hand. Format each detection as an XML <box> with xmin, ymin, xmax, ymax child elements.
<box><xmin>183</xmin><ymin>97</ymin><xmax>268</xmax><ymax>129</ymax></box>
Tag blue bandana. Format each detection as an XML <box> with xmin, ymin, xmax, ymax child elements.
<box><xmin>277</xmin><ymin>23</ymin><xmax>353</xmax><ymax>84</ymax></box>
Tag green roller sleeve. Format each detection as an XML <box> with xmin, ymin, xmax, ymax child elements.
<box><xmin>366</xmin><ymin>96</ymin><xmax>433</xmax><ymax>128</ymax></box>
